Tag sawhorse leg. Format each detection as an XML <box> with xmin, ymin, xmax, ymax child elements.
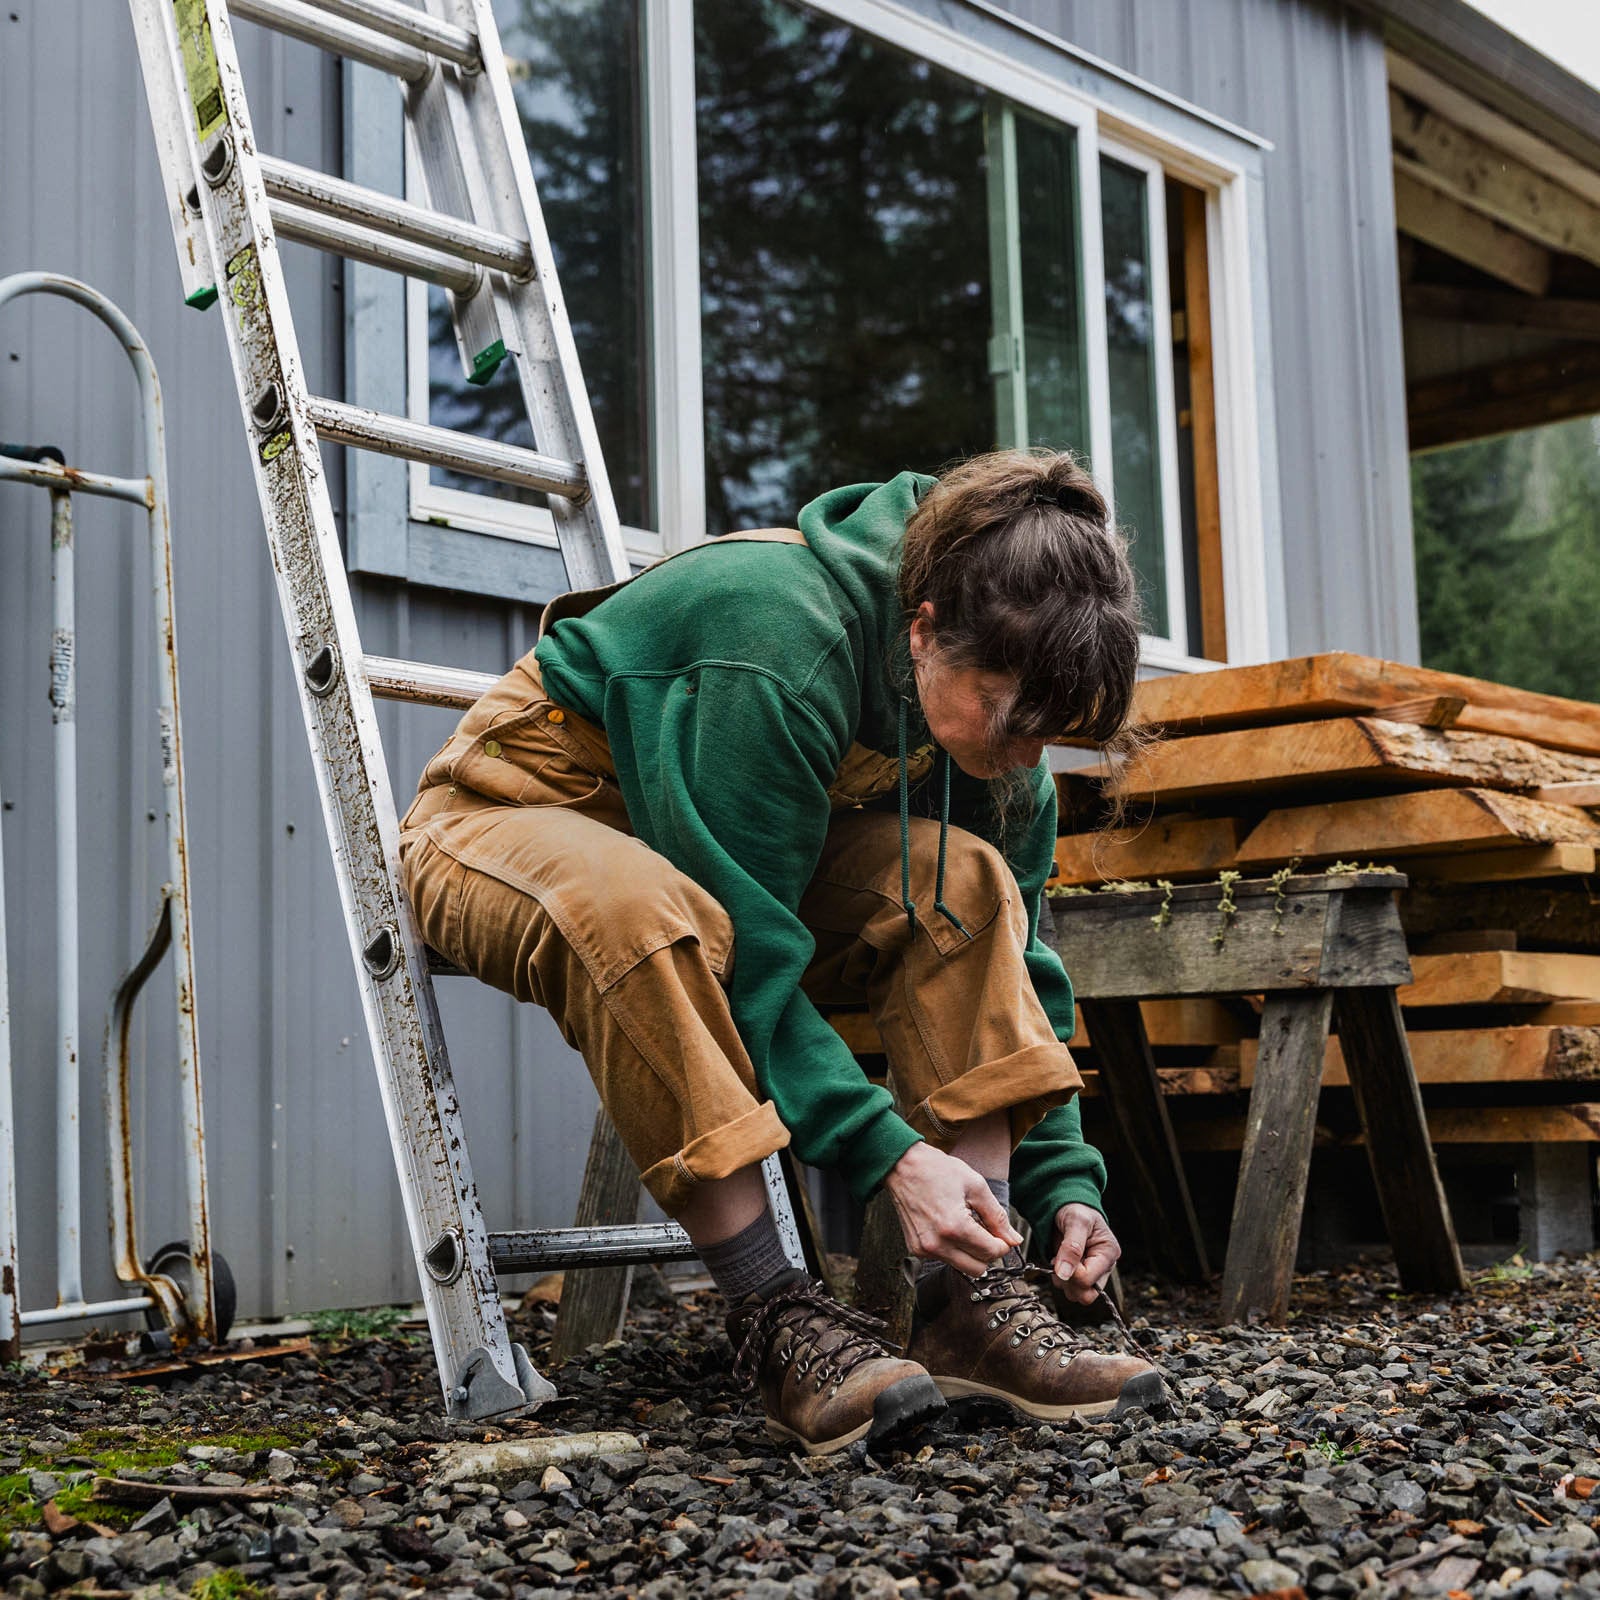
<box><xmin>1220</xmin><ymin>990</ymin><xmax>1332</xmax><ymax>1324</ymax></box>
<box><xmin>1079</xmin><ymin>1000</ymin><xmax>1209</xmax><ymax>1283</ymax></box>
<box><xmin>1334</xmin><ymin>986</ymin><xmax>1464</xmax><ymax>1293</ymax></box>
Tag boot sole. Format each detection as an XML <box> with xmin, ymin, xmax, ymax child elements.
<box><xmin>766</xmin><ymin>1373</ymin><xmax>948</xmax><ymax>1458</ymax></box>
<box><xmin>933</xmin><ymin>1367</ymin><xmax>1168</xmax><ymax>1423</ymax></box>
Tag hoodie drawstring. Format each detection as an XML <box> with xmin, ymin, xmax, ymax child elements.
<box><xmin>897</xmin><ymin>700</ymin><xmax>972</xmax><ymax>942</ymax></box>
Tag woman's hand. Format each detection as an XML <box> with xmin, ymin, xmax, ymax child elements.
<box><xmin>883</xmin><ymin>1143</ymin><xmax>1023</xmax><ymax>1277</ymax></box>
<box><xmin>1052</xmin><ymin>1202</ymin><xmax>1121</xmax><ymax>1303</ymax></box>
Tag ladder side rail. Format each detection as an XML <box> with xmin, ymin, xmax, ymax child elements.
<box><xmin>130</xmin><ymin>0</ymin><xmax>218</xmax><ymax>309</ymax></box>
<box><xmin>401</xmin><ymin>60</ymin><xmax>508</xmax><ymax>386</ymax></box>
<box><xmin>425</xmin><ymin>0</ymin><xmax>632</xmax><ymax>589</ymax></box>
<box><xmin>155</xmin><ymin>0</ymin><xmax>544</xmax><ymax>1417</ymax></box>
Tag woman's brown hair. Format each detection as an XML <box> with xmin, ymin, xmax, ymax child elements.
<box><xmin>899</xmin><ymin>449</ymin><xmax>1145</xmax><ymax>775</ymax></box>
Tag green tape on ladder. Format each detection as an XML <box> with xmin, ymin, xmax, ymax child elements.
<box><xmin>185</xmin><ymin>284</ymin><xmax>218</xmax><ymax>311</ymax></box>
<box><xmin>468</xmin><ymin>339</ymin><xmax>507</xmax><ymax>386</ymax></box>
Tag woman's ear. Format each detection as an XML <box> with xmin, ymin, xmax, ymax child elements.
<box><xmin>909</xmin><ymin>601</ymin><xmax>938</xmax><ymax>662</ymax></box>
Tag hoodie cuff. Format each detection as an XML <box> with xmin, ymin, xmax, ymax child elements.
<box><xmin>1024</xmin><ymin>1180</ymin><xmax>1107</xmax><ymax>1265</ymax></box>
<box><xmin>842</xmin><ymin>1107</ymin><xmax>925</xmax><ymax>1203</ymax></box>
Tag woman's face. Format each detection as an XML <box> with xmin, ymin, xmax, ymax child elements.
<box><xmin>910</xmin><ymin>605</ymin><xmax>1047</xmax><ymax>779</ymax></box>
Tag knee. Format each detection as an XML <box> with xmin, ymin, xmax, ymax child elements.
<box><xmin>928</xmin><ymin>828</ymin><xmax>1018</xmax><ymax>933</ymax></box>
<box><xmin>573</xmin><ymin>844</ymin><xmax>736</xmax><ymax>989</ymax></box>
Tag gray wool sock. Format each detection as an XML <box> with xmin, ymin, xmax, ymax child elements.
<box><xmin>917</xmin><ymin>1177</ymin><xmax>1012</xmax><ymax>1280</ymax></box>
<box><xmin>700</xmin><ymin>1208</ymin><xmax>793</xmax><ymax>1304</ymax></box>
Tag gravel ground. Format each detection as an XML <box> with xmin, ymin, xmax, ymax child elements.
<box><xmin>5</xmin><ymin>1254</ymin><xmax>1600</xmax><ymax>1600</ymax></box>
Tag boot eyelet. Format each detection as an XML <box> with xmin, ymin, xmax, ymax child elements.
<box><xmin>1035</xmin><ymin>1348</ymin><xmax>1047</xmax><ymax>1360</ymax></box>
<box><xmin>970</xmin><ymin>1292</ymin><xmax>982</xmax><ymax>1303</ymax></box>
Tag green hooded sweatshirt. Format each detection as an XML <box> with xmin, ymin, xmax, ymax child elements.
<box><xmin>534</xmin><ymin>471</ymin><xmax>1107</xmax><ymax>1249</ymax></box>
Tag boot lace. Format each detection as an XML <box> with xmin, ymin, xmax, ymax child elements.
<box><xmin>967</xmin><ymin>1257</ymin><xmax>1080</xmax><ymax>1367</ymax></box>
<box><xmin>732</xmin><ymin>1278</ymin><xmax>894</xmax><ymax>1397</ymax></box>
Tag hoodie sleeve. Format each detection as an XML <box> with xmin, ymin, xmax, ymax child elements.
<box><xmin>599</xmin><ymin>661</ymin><xmax>924</xmax><ymax>1200</ymax></box>
<box><xmin>988</xmin><ymin>759</ymin><xmax>1110</xmax><ymax>1250</ymax></box>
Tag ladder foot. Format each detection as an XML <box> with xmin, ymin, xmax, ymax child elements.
<box><xmin>448</xmin><ymin>1343</ymin><xmax>556</xmax><ymax>1421</ymax></box>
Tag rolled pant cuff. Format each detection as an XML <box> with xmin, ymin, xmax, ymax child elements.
<box><xmin>904</xmin><ymin>1043</ymin><xmax>1083</xmax><ymax>1148</ymax></box>
<box><xmin>639</xmin><ymin>1100</ymin><xmax>792</xmax><ymax>1215</ymax></box>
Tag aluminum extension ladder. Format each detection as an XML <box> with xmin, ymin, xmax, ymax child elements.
<box><xmin>129</xmin><ymin>0</ymin><xmax>807</xmax><ymax>1420</ymax></box>
<box><xmin>0</xmin><ymin>272</ymin><xmax>221</xmax><ymax>1361</ymax></box>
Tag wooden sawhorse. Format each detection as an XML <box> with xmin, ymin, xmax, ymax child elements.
<box><xmin>1049</xmin><ymin>871</ymin><xmax>1466</xmax><ymax>1323</ymax></box>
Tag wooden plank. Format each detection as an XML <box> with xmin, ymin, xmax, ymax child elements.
<box><xmin>1220</xmin><ymin>991</ymin><xmax>1334</xmax><ymax>1324</ymax></box>
<box><xmin>1393</xmin><ymin>169</ymin><xmax>1552</xmax><ymax>294</ymax></box>
<box><xmin>1115</xmin><ymin>654</ymin><xmax>1600</xmax><ymax>757</ymax></box>
<box><xmin>1180</xmin><ymin>184</ymin><xmax>1227</xmax><ymax>664</ymax></box>
<box><xmin>1112</xmin><ymin>718</ymin><xmax>1600</xmax><ymax>806</ymax></box>
<box><xmin>1334</xmin><ymin>987</ymin><xmax>1465</xmax><ymax>1293</ymax></box>
<box><xmin>1236</xmin><ymin>788</ymin><xmax>1600</xmax><ymax>870</ymax></box>
<box><xmin>1400</xmin><ymin>844</ymin><xmax>1597</xmax><ymax>883</ymax></box>
<box><xmin>1240</xmin><ymin>1024</ymin><xmax>1600</xmax><ymax>1087</ymax></box>
<box><xmin>1408</xmin><ymin>343</ymin><xmax>1600</xmax><ymax>453</ymax></box>
<box><xmin>551</xmin><ymin>1112</ymin><xmax>639</xmax><ymax>1362</ymax></box>
<box><xmin>1402</xmin><ymin>283</ymin><xmax>1600</xmax><ymax>342</ymax></box>
<box><xmin>1156</xmin><ymin>1102</ymin><xmax>1600</xmax><ymax>1151</ymax></box>
<box><xmin>1401</xmin><ymin>881</ymin><xmax>1600</xmax><ymax>952</ymax></box>
<box><xmin>1054</xmin><ymin>815</ymin><xmax>1245</xmax><ymax>887</ymax></box>
<box><xmin>1050</xmin><ymin>874</ymin><xmax>1410</xmax><ymax>1000</ymax></box>
<box><xmin>1076</xmin><ymin>1001</ymin><xmax>1209</xmax><ymax>1283</ymax></box>
<box><xmin>1410</xmin><ymin>929</ymin><xmax>1519</xmax><ymax>954</ymax></box>
<box><xmin>1404</xmin><ymin>951</ymin><xmax>1600</xmax><ymax>1007</ymax></box>
<box><xmin>1390</xmin><ymin>87</ymin><xmax>1600</xmax><ymax>270</ymax></box>
<box><xmin>1532</xmin><ymin>782</ymin><xmax>1600</xmax><ymax>805</ymax></box>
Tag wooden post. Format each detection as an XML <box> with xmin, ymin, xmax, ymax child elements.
<box><xmin>551</xmin><ymin>1111</ymin><xmax>639</xmax><ymax>1361</ymax></box>
<box><xmin>1078</xmin><ymin>999</ymin><xmax>1210</xmax><ymax>1283</ymax></box>
<box><xmin>1333</xmin><ymin>986</ymin><xmax>1466</xmax><ymax>1293</ymax></box>
<box><xmin>1219</xmin><ymin>990</ymin><xmax>1334</xmax><ymax>1324</ymax></box>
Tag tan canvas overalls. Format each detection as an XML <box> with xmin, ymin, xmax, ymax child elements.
<box><xmin>397</xmin><ymin>531</ymin><xmax>1082</xmax><ymax>1214</ymax></box>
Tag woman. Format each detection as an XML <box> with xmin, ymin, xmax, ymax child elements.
<box><xmin>399</xmin><ymin>450</ymin><xmax>1162</xmax><ymax>1456</ymax></box>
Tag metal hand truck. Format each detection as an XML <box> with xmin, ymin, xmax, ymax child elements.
<box><xmin>0</xmin><ymin>272</ymin><xmax>230</xmax><ymax>1363</ymax></box>
<box><xmin>129</xmin><ymin>0</ymin><xmax>808</xmax><ymax>1420</ymax></box>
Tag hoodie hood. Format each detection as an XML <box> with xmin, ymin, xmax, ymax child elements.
<box><xmin>797</xmin><ymin>470</ymin><xmax>935</xmax><ymax>758</ymax></box>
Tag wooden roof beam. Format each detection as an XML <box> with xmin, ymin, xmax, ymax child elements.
<box><xmin>1408</xmin><ymin>342</ymin><xmax>1600</xmax><ymax>451</ymax></box>
<box><xmin>1391</xmin><ymin>85</ymin><xmax>1600</xmax><ymax>270</ymax></box>
<box><xmin>1393</xmin><ymin>170</ymin><xmax>1551</xmax><ymax>295</ymax></box>
<box><xmin>1402</xmin><ymin>283</ymin><xmax>1600</xmax><ymax>340</ymax></box>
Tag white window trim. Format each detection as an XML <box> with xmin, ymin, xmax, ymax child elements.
<box><xmin>400</xmin><ymin>0</ymin><xmax>1272</xmax><ymax>670</ymax></box>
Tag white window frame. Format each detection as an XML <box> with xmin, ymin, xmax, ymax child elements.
<box><xmin>398</xmin><ymin>0</ymin><xmax>1273</xmax><ymax>668</ymax></box>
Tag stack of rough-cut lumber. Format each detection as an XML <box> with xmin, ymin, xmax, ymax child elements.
<box><xmin>1051</xmin><ymin>652</ymin><xmax>1600</xmax><ymax>1159</ymax></box>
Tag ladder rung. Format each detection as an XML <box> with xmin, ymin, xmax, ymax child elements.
<box><xmin>307</xmin><ymin>0</ymin><xmax>479</xmax><ymax>70</ymax></box>
<box><xmin>231</xmin><ymin>0</ymin><xmax>431</xmax><ymax>81</ymax></box>
<box><xmin>270</xmin><ymin>198</ymin><xmax>482</xmax><ymax>295</ymax></box>
<box><xmin>259</xmin><ymin>156</ymin><xmax>531</xmax><ymax>280</ymax></box>
<box><xmin>365</xmin><ymin>654</ymin><xmax>496</xmax><ymax>709</ymax></box>
<box><xmin>489</xmin><ymin>1225</ymin><xmax>698</xmax><ymax>1273</ymax></box>
<box><xmin>304</xmin><ymin>396</ymin><xmax>589</xmax><ymax>501</ymax></box>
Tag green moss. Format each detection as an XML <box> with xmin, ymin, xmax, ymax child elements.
<box><xmin>190</xmin><ymin>1572</ymin><xmax>268</xmax><ymax>1600</ymax></box>
<box><xmin>309</xmin><ymin>1304</ymin><xmax>406</xmax><ymax>1342</ymax></box>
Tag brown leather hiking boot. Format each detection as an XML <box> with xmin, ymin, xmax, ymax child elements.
<box><xmin>727</xmin><ymin>1271</ymin><xmax>946</xmax><ymax>1456</ymax></box>
<box><xmin>908</xmin><ymin>1254</ymin><xmax>1167</xmax><ymax>1422</ymax></box>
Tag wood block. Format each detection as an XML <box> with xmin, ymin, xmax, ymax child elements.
<box><xmin>1115</xmin><ymin>653</ymin><xmax>1600</xmax><ymax>757</ymax></box>
<box><xmin>1149</xmin><ymin>1102</ymin><xmax>1600</xmax><ymax>1151</ymax></box>
<box><xmin>1235</xmin><ymin>788</ymin><xmax>1600</xmax><ymax>868</ymax></box>
<box><xmin>1401</xmin><ymin>882</ymin><xmax>1600</xmax><ymax>952</ymax></box>
<box><xmin>1533</xmin><ymin>782</ymin><xmax>1600</xmax><ymax>805</ymax></box>
<box><xmin>1399</xmin><ymin>844</ymin><xmax>1597</xmax><ymax>882</ymax></box>
<box><xmin>1410</xmin><ymin>929</ymin><xmax>1519</xmax><ymax>954</ymax></box>
<box><xmin>1053</xmin><ymin>815</ymin><xmax>1245</xmax><ymax>887</ymax></box>
<box><xmin>1239</xmin><ymin>1024</ymin><xmax>1600</xmax><ymax>1087</ymax></box>
<box><xmin>1403</xmin><ymin>951</ymin><xmax>1600</xmax><ymax>1007</ymax></box>
<box><xmin>1379</xmin><ymin>695</ymin><xmax>1467</xmax><ymax>728</ymax></box>
<box><xmin>1113</xmin><ymin>718</ymin><xmax>1600</xmax><ymax>806</ymax></box>
<box><xmin>1049</xmin><ymin>874</ymin><xmax>1411</xmax><ymax>1000</ymax></box>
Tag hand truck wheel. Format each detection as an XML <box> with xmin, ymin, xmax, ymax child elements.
<box><xmin>142</xmin><ymin>1239</ymin><xmax>237</xmax><ymax>1344</ymax></box>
